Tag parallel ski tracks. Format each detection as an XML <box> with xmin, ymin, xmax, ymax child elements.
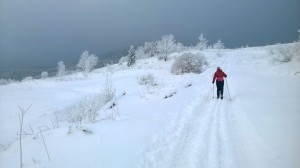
<box><xmin>170</xmin><ymin>97</ymin><xmax>237</xmax><ymax>168</ymax></box>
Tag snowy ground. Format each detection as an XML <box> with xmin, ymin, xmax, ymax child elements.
<box><xmin>0</xmin><ymin>44</ymin><xmax>300</xmax><ymax>168</ymax></box>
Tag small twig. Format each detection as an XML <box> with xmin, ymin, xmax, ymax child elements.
<box><xmin>18</xmin><ymin>104</ymin><xmax>32</xmax><ymax>168</ymax></box>
<box><xmin>39</xmin><ymin>127</ymin><xmax>51</xmax><ymax>161</ymax></box>
<box><xmin>17</xmin><ymin>130</ymin><xmax>33</xmax><ymax>136</ymax></box>
<box><xmin>29</xmin><ymin>124</ymin><xmax>35</xmax><ymax>136</ymax></box>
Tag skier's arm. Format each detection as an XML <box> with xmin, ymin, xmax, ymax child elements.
<box><xmin>212</xmin><ymin>74</ymin><xmax>216</xmax><ymax>83</ymax></box>
<box><xmin>223</xmin><ymin>72</ymin><xmax>227</xmax><ymax>78</ymax></box>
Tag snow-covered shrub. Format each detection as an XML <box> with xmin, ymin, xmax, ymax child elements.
<box><xmin>102</xmin><ymin>74</ymin><xmax>116</xmax><ymax>104</ymax></box>
<box><xmin>127</xmin><ymin>45</ymin><xmax>136</xmax><ymax>67</ymax></box>
<box><xmin>65</xmin><ymin>94</ymin><xmax>103</xmax><ymax>124</ymax></box>
<box><xmin>269</xmin><ymin>45</ymin><xmax>295</xmax><ymax>63</ymax></box>
<box><xmin>57</xmin><ymin>61</ymin><xmax>65</xmax><ymax>76</ymax></box>
<box><xmin>41</xmin><ymin>71</ymin><xmax>48</xmax><ymax>79</ymax></box>
<box><xmin>77</xmin><ymin>50</ymin><xmax>99</xmax><ymax>73</ymax></box>
<box><xmin>119</xmin><ymin>56</ymin><xmax>128</xmax><ymax>64</ymax></box>
<box><xmin>196</xmin><ymin>33</ymin><xmax>208</xmax><ymax>50</ymax></box>
<box><xmin>171</xmin><ymin>52</ymin><xmax>208</xmax><ymax>75</ymax></box>
<box><xmin>138</xmin><ymin>74</ymin><xmax>158</xmax><ymax>87</ymax></box>
<box><xmin>63</xmin><ymin>75</ymin><xmax>116</xmax><ymax>124</ymax></box>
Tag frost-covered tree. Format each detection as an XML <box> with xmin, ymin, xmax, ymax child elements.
<box><xmin>144</xmin><ymin>42</ymin><xmax>158</xmax><ymax>57</ymax></box>
<box><xmin>212</xmin><ymin>39</ymin><xmax>225</xmax><ymax>57</ymax></box>
<box><xmin>196</xmin><ymin>33</ymin><xmax>208</xmax><ymax>50</ymax></box>
<box><xmin>57</xmin><ymin>61</ymin><xmax>65</xmax><ymax>76</ymax></box>
<box><xmin>156</xmin><ymin>34</ymin><xmax>176</xmax><ymax>61</ymax></box>
<box><xmin>127</xmin><ymin>45</ymin><xmax>136</xmax><ymax>67</ymax></box>
<box><xmin>213</xmin><ymin>39</ymin><xmax>225</xmax><ymax>49</ymax></box>
<box><xmin>171</xmin><ymin>52</ymin><xmax>208</xmax><ymax>75</ymax></box>
<box><xmin>135</xmin><ymin>42</ymin><xmax>159</xmax><ymax>59</ymax></box>
<box><xmin>41</xmin><ymin>71</ymin><xmax>48</xmax><ymax>79</ymax></box>
<box><xmin>77</xmin><ymin>50</ymin><xmax>98</xmax><ymax>73</ymax></box>
<box><xmin>135</xmin><ymin>46</ymin><xmax>146</xmax><ymax>60</ymax></box>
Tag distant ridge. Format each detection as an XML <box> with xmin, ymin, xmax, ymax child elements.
<box><xmin>0</xmin><ymin>48</ymin><xmax>127</xmax><ymax>80</ymax></box>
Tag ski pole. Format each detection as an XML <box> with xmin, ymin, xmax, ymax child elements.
<box><xmin>225</xmin><ymin>78</ymin><xmax>231</xmax><ymax>101</ymax></box>
<box><xmin>212</xmin><ymin>83</ymin><xmax>214</xmax><ymax>98</ymax></box>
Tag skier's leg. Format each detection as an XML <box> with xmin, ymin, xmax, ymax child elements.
<box><xmin>216</xmin><ymin>81</ymin><xmax>220</xmax><ymax>98</ymax></box>
<box><xmin>220</xmin><ymin>81</ymin><xmax>224</xmax><ymax>99</ymax></box>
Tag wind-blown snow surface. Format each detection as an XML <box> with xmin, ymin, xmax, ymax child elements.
<box><xmin>1</xmin><ymin>44</ymin><xmax>299</xmax><ymax>168</ymax></box>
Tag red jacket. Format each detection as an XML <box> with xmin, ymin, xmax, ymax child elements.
<box><xmin>212</xmin><ymin>69</ymin><xmax>227</xmax><ymax>83</ymax></box>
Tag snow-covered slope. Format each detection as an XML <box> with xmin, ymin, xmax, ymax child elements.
<box><xmin>0</xmin><ymin>44</ymin><xmax>299</xmax><ymax>168</ymax></box>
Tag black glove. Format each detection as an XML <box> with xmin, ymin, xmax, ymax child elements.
<box><xmin>212</xmin><ymin>82</ymin><xmax>214</xmax><ymax>84</ymax></box>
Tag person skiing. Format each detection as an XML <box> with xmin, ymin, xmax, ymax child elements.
<box><xmin>212</xmin><ymin>66</ymin><xmax>227</xmax><ymax>99</ymax></box>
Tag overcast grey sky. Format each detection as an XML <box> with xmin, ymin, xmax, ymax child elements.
<box><xmin>0</xmin><ymin>0</ymin><xmax>299</xmax><ymax>69</ymax></box>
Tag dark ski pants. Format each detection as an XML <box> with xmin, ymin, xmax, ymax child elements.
<box><xmin>216</xmin><ymin>80</ymin><xmax>224</xmax><ymax>98</ymax></box>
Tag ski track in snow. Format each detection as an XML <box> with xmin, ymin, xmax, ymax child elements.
<box><xmin>170</xmin><ymin>98</ymin><xmax>238</xmax><ymax>168</ymax></box>
<box><xmin>137</xmin><ymin>88</ymin><xmax>238</xmax><ymax>168</ymax></box>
